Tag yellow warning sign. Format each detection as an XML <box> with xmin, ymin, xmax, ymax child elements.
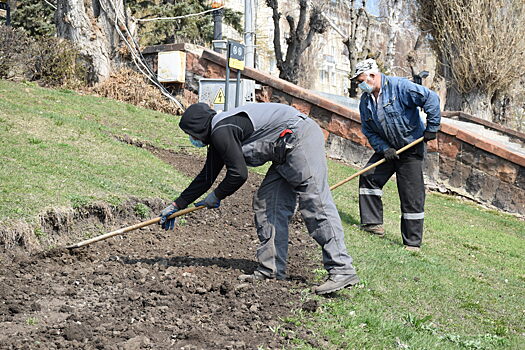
<box><xmin>214</xmin><ymin>88</ymin><xmax>225</xmax><ymax>104</ymax></box>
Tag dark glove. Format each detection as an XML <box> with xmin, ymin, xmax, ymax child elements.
<box><xmin>423</xmin><ymin>131</ymin><xmax>437</xmax><ymax>142</ymax></box>
<box><xmin>383</xmin><ymin>148</ymin><xmax>399</xmax><ymax>161</ymax></box>
<box><xmin>195</xmin><ymin>191</ymin><xmax>221</xmax><ymax>209</ymax></box>
<box><xmin>159</xmin><ymin>203</ymin><xmax>178</xmax><ymax>230</ymax></box>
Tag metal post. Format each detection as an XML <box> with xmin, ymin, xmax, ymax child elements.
<box><xmin>224</xmin><ymin>60</ymin><xmax>230</xmax><ymax>111</ymax></box>
<box><xmin>244</xmin><ymin>0</ymin><xmax>255</xmax><ymax>68</ymax></box>
<box><xmin>235</xmin><ymin>69</ymin><xmax>241</xmax><ymax>107</ymax></box>
<box><xmin>212</xmin><ymin>8</ymin><xmax>223</xmax><ymax>53</ymax></box>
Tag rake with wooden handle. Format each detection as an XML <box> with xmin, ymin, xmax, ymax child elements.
<box><xmin>67</xmin><ymin>137</ymin><xmax>424</xmax><ymax>249</ymax></box>
<box><xmin>66</xmin><ymin>205</ymin><xmax>205</xmax><ymax>249</ymax></box>
<box><xmin>330</xmin><ymin>137</ymin><xmax>424</xmax><ymax>191</ymax></box>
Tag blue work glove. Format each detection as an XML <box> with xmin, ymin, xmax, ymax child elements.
<box><xmin>159</xmin><ymin>203</ymin><xmax>179</xmax><ymax>230</ymax></box>
<box><xmin>195</xmin><ymin>191</ymin><xmax>221</xmax><ymax>209</ymax></box>
<box><xmin>423</xmin><ymin>131</ymin><xmax>437</xmax><ymax>142</ymax></box>
<box><xmin>383</xmin><ymin>148</ymin><xmax>399</xmax><ymax>162</ymax></box>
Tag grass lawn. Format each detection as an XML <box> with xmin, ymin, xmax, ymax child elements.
<box><xmin>283</xmin><ymin>157</ymin><xmax>525</xmax><ymax>349</ymax></box>
<box><xmin>1</xmin><ymin>80</ymin><xmax>524</xmax><ymax>349</ymax></box>
<box><xmin>0</xmin><ymin>80</ymin><xmax>196</xmax><ymax>222</ymax></box>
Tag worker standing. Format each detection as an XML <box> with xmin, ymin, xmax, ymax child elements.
<box><xmin>159</xmin><ymin>102</ymin><xmax>359</xmax><ymax>294</ymax></box>
<box><xmin>352</xmin><ymin>59</ymin><xmax>441</xmax><ymax>251</ymax></box>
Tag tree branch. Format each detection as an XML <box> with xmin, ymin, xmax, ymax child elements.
<box><xmin>266</xmin><ymin>0</ymin><xmax>283</xmax><ymax>68</ymax></box>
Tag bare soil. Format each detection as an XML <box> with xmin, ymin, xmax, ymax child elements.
<box><xmin>0</xmin><ymin>144</ymin><xmax>325</xmax><ymax>349</ymax></box>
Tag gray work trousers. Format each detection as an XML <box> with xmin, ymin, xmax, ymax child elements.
<box><xmin>253</xmin><ymin>118</ymin><xmax>356</xmax><ymax>279</ymax></box>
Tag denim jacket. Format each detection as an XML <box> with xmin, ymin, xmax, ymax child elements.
<box><xmin>359</xmin><ymin>74</ymin><xmax>441</xmax><ymax>153</ymax></box>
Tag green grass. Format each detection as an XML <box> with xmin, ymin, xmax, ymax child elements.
<box><xmin>1</xmin><ymin>80</ymin><xmax>524</xmax><ymax>349</ymax></box>
<box><xmin>0</xmin><ymin>80</ymin><xmax>192</xmax><ymax>222</ymax></box>
<box><xmin>285</xmin><ymin>161</ymin><xmax>525</xmax><ymax>349</ymax></box>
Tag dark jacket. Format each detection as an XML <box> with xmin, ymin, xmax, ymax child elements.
<box><xmin>175</xmin><ymin>103</ymin><xmax>305</xmax><ymax>209</ymax></box>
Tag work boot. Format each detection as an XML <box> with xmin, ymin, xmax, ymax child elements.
<box><xmin>238</xmin><ymin>270</ymin><xmax>288</xmax><ymax>282</ymax></box>
<box><xmin>313</xmin><ymin>274</ymin><xmax>360</xmax><ymax>295</ymax></box>
<box><xmin>404</xmin><ymin>246</ymin><xmax>421</xmax><ymax>252</ymax></box>
<box><xmin>361</xmin><ymin>224</ymin><xmax>385</xmax><ymax>237</ymax></box>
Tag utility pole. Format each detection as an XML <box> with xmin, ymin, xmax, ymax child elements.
<box><xmin>244</xmin><ymin>0</ymin><xmax>255</xmax><ymax>68</ymax></box>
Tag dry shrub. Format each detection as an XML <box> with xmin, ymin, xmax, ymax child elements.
<box><xmin>89</xmin><ymin>68</ymin><xmax>182</xmax><ymax>115</ymax></box>
<box><xmin>417</xmin><ymin>0</ymin><xmax>525</xmax><ymax>97</ymax></box>
<box><xmin>33</xmin><ymin>37</ymin><xmax>88</xmax><ymax>88</ymax></box>
<box><xmin>0</xmin><ymin>25</ymin><xmax>87</xmax><ymax>87</ymax></box>
<box><xmin>0</xmin><ymin>25</ymin><xmax>38</xmax><ymax>81</ymax></box>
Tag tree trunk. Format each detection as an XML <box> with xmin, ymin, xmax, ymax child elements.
<box><xmin>384</xmin><ymin>0</ymin><xmax>402</xmax><ymax>72</ymax></box>
<box><xmin>55</xmin><ymin>0</ymin><xmax>125</xmax><ymax>84</ymax></box>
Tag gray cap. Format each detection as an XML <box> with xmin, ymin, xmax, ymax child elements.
<box><xmin>351</xmin><ymin>58</ymin><xmax>379</xmax><ymax>79</ymax></box>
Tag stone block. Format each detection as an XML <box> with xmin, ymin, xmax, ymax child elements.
<box><xmin>427</xmin><ymin>138</ymin><xmax>438</xmax><ymax>152</ymax></box>
<box><xmin>325</xmin><ymin>134</ymin><xmax>372</xmax><ymax>167</ymax></box>
<box><xmin>438</xmin><ymin>133</ymin><xmax>460</xmax><ymax>159</ymax></box>
<box><xmin>477</xmin><ymin>152</ymin><xmax>499</xmax><ymax>177</ymax></box>
<box><xmin>291</xmin><ymin>98</ymin><xmax>312</xmax><ymax>116</ymax></box>
<box><xmin>477</xmin><ymin>170</ymin><xmax>499</xmax><ymax>203</ymax></box>
<box><xmin>438</xmin><ymin>154</ymin><xmax>454</xmax><ymax>181</ymax></box>
<box><xmin>309</xmin><ymin>105</ymin><xmax>333</xmax><ymax>129</ymax></box>
<box><xmin>465</xmin><ymin>168</ymin><xmax>484</xmax><ymax>196</ymax></box>
<box><xmin>187</xmin><ymin>53</ymin><xmax>206</xmax><ymax>76</ymax></box>
<box><xmin>423</xmin><ymin>152</ymin><xmax>440</xmax><ymax>185</ymax></box>
<box><xmin>457</xmin><ymin>142</ymin><xmax>477</xmax><ymax>166</ymax></box>
<box><xmin>270</xmin><ymin>89</ymin><xmax>292</xmax><ymax>105</ymax></box>
<box><xmin>495</xmin><ymin>161</ymin><xmax>518</xmax><ymax>183</ymax></box>
<box><xmin>449</xmin><ymin>161</ymin><xmax>472</xmax><ymax>189</ymax></box>
<box><xmin>516</xmin><ymin>167</ymin><xmax>525</xmax><ymax>190</ymax></box>
<box><xmin>256</xmin><ymin>86</ymin><xmax>272</xmax><ymax>102</ymax></box>
<box><xmin>347</xmin><ymin>121</ymin><xmax>368</xmax><ymax>146</ymax></box>
<box><xmin>492</xmin><ymin>181</ymin><xmax>525</xmax><ymax>215</ymax></box>
<box><xmin>328</xmin><ymin>115</ymin><xmax>352</xmax><ymax>139</ymax></box>
<box><xmin>205</xmin><ymin>62</ymin><xmax>224</xmax><ymax>79</ymax></box>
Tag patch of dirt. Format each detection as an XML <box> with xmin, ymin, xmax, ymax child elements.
<box><xmin>0</xmin><ymin>144</ymin><xmax>326</xmax><ymax>349</ymax></box>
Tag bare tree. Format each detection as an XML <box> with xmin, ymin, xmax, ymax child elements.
<box><xmin>55</xmin><ymin>0</ymin><xmax>133</xmax><ymax>84</ymax></box>
<box><xmin>331</xmin><ymin>0</ymin><xmax>371</xmax><ymax>96</ymax></box>
<box><xmin>416</xmin><ymin>0</ymin><xmax>525</xmax><ymax>121</ymax></box>
<box><xmin>265</xmin><ymin>0</ymin><xmax>327</xmax><ymax>84</ymax></box>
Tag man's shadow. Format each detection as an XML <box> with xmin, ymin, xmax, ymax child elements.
<box><xmin>339</xmin><ymin>211</ymin><xmax>360</xmax><ymax>226</ymax></box>
<box><xmin>118</xmin><ymin>255</ymin><xmax>258</xmax><ymax>274</ymax></box>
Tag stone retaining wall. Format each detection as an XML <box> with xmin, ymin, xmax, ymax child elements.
<box><xmin>143</xmin><ymin>44</ymin><xmax>525</xmax><ymax>217</ymax></box>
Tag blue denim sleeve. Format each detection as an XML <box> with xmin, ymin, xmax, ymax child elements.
<box><xmin>399</xmin><ymin>79</ymin><xmax>441</xmax><ymax>133</ymax></box>
<box><xmin>360</xmin><ymin>97</ymin><xmax>390</xmax><ymax>153</ymax></box>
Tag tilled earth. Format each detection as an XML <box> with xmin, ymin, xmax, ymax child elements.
<box><xmin>0</xmin><ymin>146</ymin><xmax>326</xmax><ymax>349</ymax></box>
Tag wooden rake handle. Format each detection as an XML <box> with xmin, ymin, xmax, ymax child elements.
<box><xmin>66</xmin><ymin>205</ymin><xmax>205</xmax><ymax>249</ymax></box>
<box><xmin>330</xmin><ymin>137</ymin><xmax>424</xmax><ymax>191</ymax></box>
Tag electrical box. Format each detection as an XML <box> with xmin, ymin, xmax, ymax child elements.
<box><xmin>158</xmin><ymin>51</ymin><xmax>186</xmax><ymax>83</ymax></box>
<box><xmin>198</xmin><ymin>78</ymin><xmax>255</xmax><ymax>112</ymax></box>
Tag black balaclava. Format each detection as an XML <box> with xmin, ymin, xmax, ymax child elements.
<box><xmin>179</xmin><ymin>103</ymin><xmax>217</xmax><ymax>145</ymax></box>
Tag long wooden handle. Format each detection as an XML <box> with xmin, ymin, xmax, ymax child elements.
<box><xmin>66</xmin><ymin>205</ymin><xmax>205</xmax><ymax>249</ymax></box>
<box><xmin>330</xmin><ymin>137</ymin><xmax>424</xmax><ymax>191</ymax></box>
